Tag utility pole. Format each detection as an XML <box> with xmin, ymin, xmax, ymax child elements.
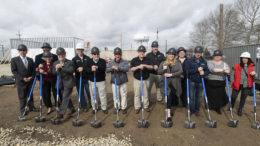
<box><xmin>165</xmin><ymin>40</ymin><xmax>167</xmax><ymax>54</ymax></box>
<box><xmin>120</xmin><ymin>33</ymin><xmax>122</xmax><ymax>49</ymax></box>
<box><xmin>156</xmin><ymin>28</ymin><xmax>159</xmax><ymax>41</ymax></box>
<box><xmin>219</xmin><ymin>4</ymin><xmax>224</xmax><ymax>50</ymax></box>
<box><xmin>17</xmin><ymin>31</ymin><xmax>22</xmax><ymax>40</ymax></box>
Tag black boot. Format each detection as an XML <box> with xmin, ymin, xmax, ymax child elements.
<box><xmin>237</xmin><ymin>108</ymin><xmax>242</xmax><ymax>116</ymax></box>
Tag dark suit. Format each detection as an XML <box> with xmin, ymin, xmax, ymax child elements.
<box><xmin>52</xmin><ymin>59</ymin><xmax>75</xmax><ymax>115</ymax></box>
<box><xmin>11</xmin><ymin>56</ymin><xmax>36</xmax><ymax>114</ymax></box>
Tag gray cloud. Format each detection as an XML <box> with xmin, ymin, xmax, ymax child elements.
<box><xmin>0</xmin><ymin>0</ymin><xmax>235</xmax><ymax>52</ymax></box>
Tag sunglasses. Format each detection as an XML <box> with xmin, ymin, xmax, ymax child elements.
<box><xmin>92</xmin><ymin>53</ymin><xmax>99</xmax><ymax>55</ymax></box>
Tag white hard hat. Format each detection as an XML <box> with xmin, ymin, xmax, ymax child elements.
<box><xmin>76</xmin><ymin>43</ymin><xmax>85</xmax><ymax>50</ymax></box>
<box><xmin>240</xmin><ymin>52</ymin><xmax>251</xmax><ymax>58</ymax></box>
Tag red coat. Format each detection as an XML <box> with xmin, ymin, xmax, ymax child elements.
<box><xmin>231</xmin><ymin>63</ymin><xmax>254</xmax><ymax>91</ymax></box>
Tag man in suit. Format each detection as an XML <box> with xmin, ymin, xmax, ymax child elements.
<box><xmin>11</xmin><ymin>44</ymin><xmax>39</xmax><ymax>115</ymax></box>
<box><xmin>52</xmin><ymin>47</ymin><xmax>75</xmax><ymax>119</ymax></box>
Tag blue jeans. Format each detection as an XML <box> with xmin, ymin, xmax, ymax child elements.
<box><xmin>76</xmin><ymin>78</ymin><xmax>92</xmax><ymax>108</ymax></box>
<box><xmin>189</xmin><ymin>80</ymin><xmax>203</xmax><ymax>113</ymax></box>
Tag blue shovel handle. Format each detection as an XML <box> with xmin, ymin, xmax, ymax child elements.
<box><xmin>28</xmin><ymin>77</ymin><xmax>37</xmax><ymax>101</ymax></box>
<box><xmin>78</xmin><ymin>72</ymin><xmax>82</xmax><ymax>103</ymax></box>
<box><xmin>40</xmin><ymin>74</ymin><xmax>42</xmax><ymax>99</ymax></box>
<box><xmin>164</xmin><ymin>76</ymin><xmax>167</xmax><ymax>102</ymax></box>
<box><xmin>201</xmin><ymin>77</ymin><xmax>208</xmax><ymax>104</ymax></box>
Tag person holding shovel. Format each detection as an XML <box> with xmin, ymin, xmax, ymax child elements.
<box><xmin>86</xmin><ymin>47</ymin><xmax>108</xmax><ymax>114</ymax></box>
<box><xmin>130</xmin><ymin>45</ymin><xmax>153</xmax><ymax>114</ymax></box>
<box><xmin>158</xmin><ymin>48</ymin><xmax>183</xmax><ymax>121</ymax></box>
<box><xmin>205</xmin><ymin>50</ymin><xmax>230</xmax><ymax>114</ymax></box>
<box><xmin>106</xmin><ymin>47</ymin><xmax>129</xmax><ymax>114</ymax></box>
<box><xmin>38</xmin><ymin>51</ymin><xmax>57</xmax><ymax>114</ymax></box>
<box><xmin>72</xmin><ymin>43</ymin><xmax>92</xmax><ymax>112</ymax></box>
<box><xmin>52</xmin><ymin>47</ymin><xmax>75</xmax><ymax>120</ymax></box>
<box><xmin>11</xmin><ymin>44</ymin><xmax>38</xmax><ymax>115</ymax></box>
<box><xmin>230</xmin><ymin>52</ymin><xmax>257</xmax><ymax>116</ymax></box>
<box><xmin>185</xmin><ymin>46</ymin><xmax>209</xmax><ymax>116</ymax></box>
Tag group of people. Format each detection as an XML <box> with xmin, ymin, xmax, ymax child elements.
<box><xmin>11</xmin><ymin>41</ymin><xmax>257</xmax><ymax>123</ymax></box>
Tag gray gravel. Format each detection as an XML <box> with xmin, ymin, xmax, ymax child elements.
<box><xmin>0</xmin><ymin>126</ymin><xmax>132</xmax><ymax>146</ymax></box>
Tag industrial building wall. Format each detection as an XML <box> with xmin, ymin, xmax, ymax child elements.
<box><xmin>223</xmin><ymin>44</ymin><xmax>260</xmax><ymax>80</ymax></box>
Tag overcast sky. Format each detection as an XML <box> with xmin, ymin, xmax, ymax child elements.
<box><xmin>0</xmin><ymin>0</ymin><xmax>235</xmax><ymax>51</ymax></box>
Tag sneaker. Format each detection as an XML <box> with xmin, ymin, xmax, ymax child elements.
<box><xmin>68</xmin><ymin>108</ymin><xmax>76</xmax><ymax>115</ymax></box>
<box><xmin>144</xmin><ymin>108</ymin><xmax>150</xmax><ymax>112</ymax></box>
<box><xmin>195</xmin><ymin>111</ymin><xmax>200</xmax><ymax>117</ymax></box>
<box><xmin>122</xmin><ymin>109</ymin><xmax>127</xmax><ymax>114</ymax></box>
<box><xmin>237</xmin><ymin>108</ymin><xmax>242</xmax><ymax>116</ymax></box>
<box><xmin>103</xmin><ymin>109</ymin><xmax>108</xmax><ymax>114</ymax></box>
<box><xmin>135</xmin><ymin>109</ymin><xmax>140</xmax><ymax>114</ymax></box>
<box><xmin>57</xmin><ymin>114</ymin><xmax>63</xmax><ymax>119</ymax></box>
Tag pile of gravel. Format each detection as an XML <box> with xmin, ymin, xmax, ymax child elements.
<box><xmin>0</xmin><ymin>126</ymin><xmax>132</xmax><ymax>145</ymax></box>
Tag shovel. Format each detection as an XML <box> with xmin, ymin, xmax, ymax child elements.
<box><xmin>137</xmin><ymin>70</ymin><xmax>149</xmax><ymax>128</ymax></box>
<box><xmin>251</xmin><ymin>78</ymin><xmax>260</xmax><ymax>130</ymax></box>
<box><xmin>51</xmin><ymin>72</ymin><xmax>61</xmax><ymax>125</ymax></box>
<box><xmin>161</xmin><ymin>75</ymin><xmax>173</xmax><ymax>128</ymax></box>
<box><xmin>91</xmin><ymin>71</ymin><xmax>102</xmax><ymax>128</ymax></box>
<box><xmin>225</xmin><ymin>76</ymin><xmax>238</xmax><ymax>128</ymax></box>
<box><xmin>113</xmin><ymin>71</ymin><xmax>124</xmax><ymax>128</ymax></box>
<box><xmin>18</xmin><ymin>77</ymin><xmax>37</xmax><ymax>122</ymax></box>
<box><xmin>35</xmin><ymin>74</ymin><xmax>46</xmax><ymax>122</ymax></box>
<box><xmin>184</xmin><ymin>75</ymin><xmax>195</xmax><ymax>129</ymax></box>
<box><xmin>201</xmin><ymin>77</ymin><xmax>217</xmax><ymax>128</ymax></box>
<box><xmin>72</xmin><ymin>72</ymin><xmax>83</xmax><ymax>126</ymax></box>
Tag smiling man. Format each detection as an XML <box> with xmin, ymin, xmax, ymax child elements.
<box><xmin>11</xmin><ymin>44</ymin><xmax>38</xmax><ymax>115</ymax></box>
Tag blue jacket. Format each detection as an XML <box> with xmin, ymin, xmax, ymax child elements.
<box><xmin>186</xmin><ymin>56</ymin><xmax>209</xmax><ymax>83</ymax></box>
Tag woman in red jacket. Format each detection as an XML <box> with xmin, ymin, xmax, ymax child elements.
<box><xmin>231</xmin><ymin>52</ymin><xmax>256</xmax><ymax>116</ymax></box>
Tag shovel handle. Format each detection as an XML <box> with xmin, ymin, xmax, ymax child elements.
<box><xmin>28</xmin><ymin>77</ymin><xmax>37</xmax><ymax>101</ymax></box>
<box><xmin>78</xmin><ymin>72</ymin><xmax>82</xmax><ymax>104</ymax></box>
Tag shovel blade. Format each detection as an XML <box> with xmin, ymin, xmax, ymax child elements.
<box><xmin>205</xmin><ymin>120</ymin><xmax>217</xmax><ymax>128</ymax></box>
<box><xmin>184</xmin><ymin>121</ymin><xmax>196</xmax><ymax>129</ymax></box>
<box><xmin>91</xmin><ymin>121</ymin><xmax>102</xmax><ymax>128</ymax></box>
<box><xmin>50</xmin><ymin>118</ymin><xmax>61</xmax><ymax>125</ymax></box>
<box><xmin>72</xmin><ymin>119</ymin><xmax>83</xmax><ymax>127</ymax></box>
<box><xmin>35</xmin><ymin>116</ymin><xmax>46</xmax><ymax>123</ymax></box>
<box><xmin>113</xmin><ymin>121</ymin><xmax>125</xmax><ymax>128</ymax></box>
<box><xmin>251</xmin><ymin>122</ymin><xmax>260</xmax><ymax>130</ymax></box>
<box><xmin>137</xmin><ymin>120</ymin><xmax>149</xmax><ymax>128</ymax></box>
<box><xmin>227</xmin><ymin>119</ymin><xmax>238</xmax><ymax>128</ymax></box>
<box><xmin>161</xmin><ymin>120</ymin><xmax>173</xmax><ymax>128</ymax></box>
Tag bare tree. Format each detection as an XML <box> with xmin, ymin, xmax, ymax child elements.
<box><xmin>190</xmin><ymin>4</ymin><xmax>242</xmax><ymax>50</ymax></box>
<box><xmin>190</xmin><ymin>18</ymin><xmax>211</xmax><ymax>49</ymax></box>
<box><xmin>236</xmin><ymin>0</ymin><xmax>260</xmax><ymax>44</ymax></box>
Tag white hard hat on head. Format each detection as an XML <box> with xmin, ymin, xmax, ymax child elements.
<box><xmin>240</xmin><ymin>52</ymin><xmax>251</xmax><ymax>58</ymax></box>
<box><xmin>76</xmin><ymin>43</ymin><xmax>85</xmax><ymax>50</ymax></box>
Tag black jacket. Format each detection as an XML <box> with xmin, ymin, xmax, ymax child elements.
<box><xmin>86</xmin><ymin>58</ymin><xmax>106</xmax><ymax>82</ymax></box>
<box><xmin>35</xmin><ymin>53</ymin><xmax>58</xmax><ymax>68</ymax></box>
<box><xmin>11</xmin><ymin>56</ymin><xmax>36</xmax><ymax>86</ymax></box>
<box><xmin>72</xmin><ymin>54</ymin><xmax>91</xmax><ymax>80</ymax></box>
<box><xmin>146</xmin><ymin>51</ymin><xmax>165</xmax><ymax>74</ymax></box>
<box><xmin>186</xmin><ymin>56</ymin><xmax>210</xmax><ymax>83</ymax></box>
<box><xmin>52</xmin><ymin>59</ymin><xmax>75</xmax><ymax>89</ymax></box>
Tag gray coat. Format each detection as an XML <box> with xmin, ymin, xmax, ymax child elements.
<box><xmin>106</xmin><ymin>59</ymin><xmax>129</xmax><ymax>85</ymax></box>
<box><xmin>158</xmin><ymin>61</ymin><xmax>183</xmax><ymax>97</ymax></box>
<box><xmin>52</xmin><ymin>59</ymin><xmax>75</xmax><ymax>89</ymax></box>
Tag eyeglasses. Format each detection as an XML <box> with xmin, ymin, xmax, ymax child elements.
<box><xmin>92</xmin><ymin>53</ymin><xmax>99</xmax><ymax>55</ymax></box>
